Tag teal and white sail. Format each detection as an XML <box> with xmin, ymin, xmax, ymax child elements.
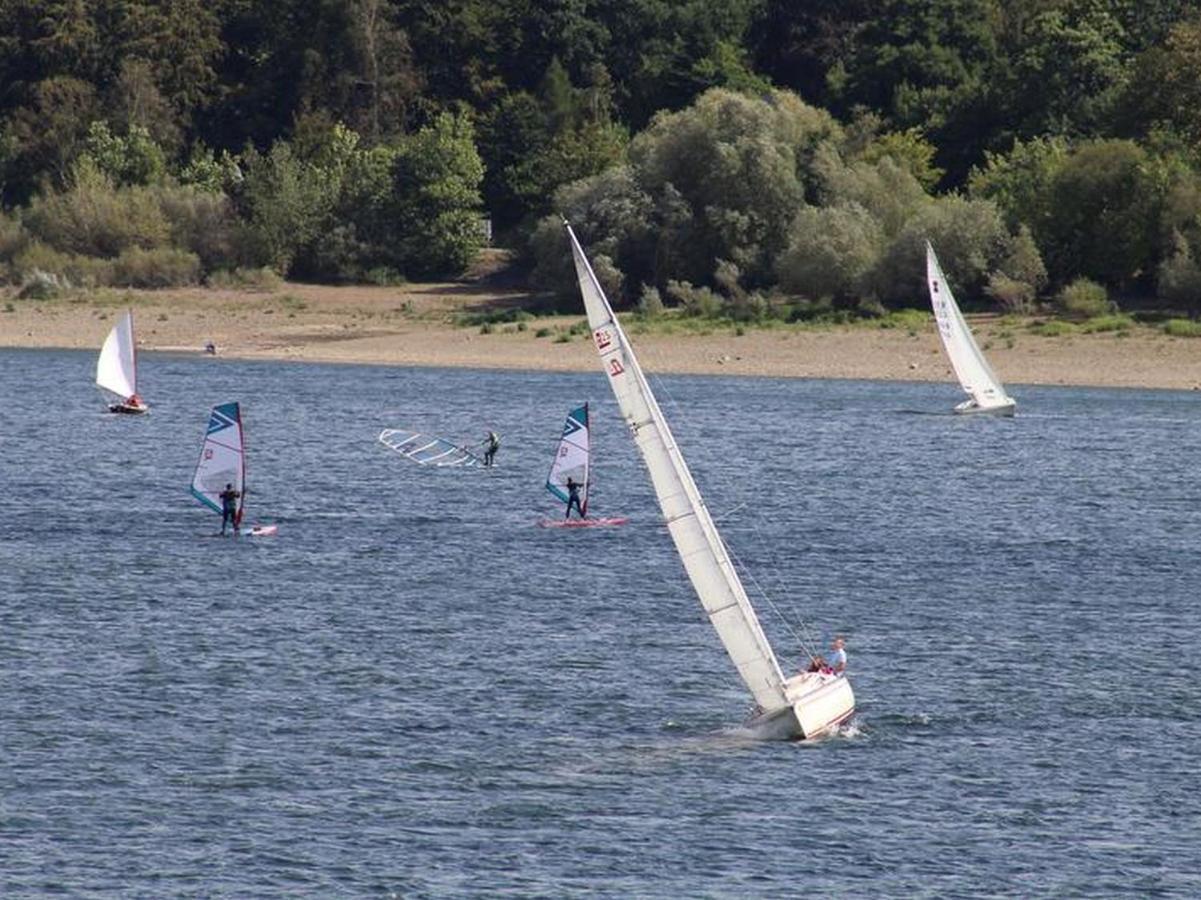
<box><xmin>191</xmin><ymin>402</ymin><xmax>245</xmax><ymax>525</ymax></box>
<box><xmin>546</xmin><ymin>404</ymin><xmax>590</xmax><ymax>515</ymax></box>
<box><xmin>378</xmin><ymin>429</ymin><xmax>481</xmax><ymax>467</ymax></box>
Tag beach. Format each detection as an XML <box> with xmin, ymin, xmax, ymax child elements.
<box><xmin>4</xmin><ymin>280</ymin><xmax>1201</xmax><ymax>390</ymax></box>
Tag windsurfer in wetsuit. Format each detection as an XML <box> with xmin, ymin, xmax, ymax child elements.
<box><xmin>565</xmin><ymin>476</ymin><xmax>584</xmax><ymax>520</ymax></box>
<box><xmin>219</xmin><ymin>483</ymin><xmax>241</xmax><ymax>535</ymax></box>
<box><xmin>483</xmin><ymin>431</ymin><xmax>500</xmax><ymax>467</ymax></box>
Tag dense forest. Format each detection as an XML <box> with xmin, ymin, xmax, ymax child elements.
<box><xmin>4</xmin><ymin>0</ymin><xmax>1201</xmax><ymax>318</ymax></box>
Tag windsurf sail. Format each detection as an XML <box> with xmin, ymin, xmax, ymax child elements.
<box><xmin>926</xmin><ymin>242</ymin><xmax>1016</xmax><ymax>414</ymax></box>
<box><xmin>378</xmin><ymin>429</ymin><xmax>481</xmax><ymax>467</ymax></box>
<box><xmin>546</xmin><ymin>403</ymin><xmax>590</xmax><ymax>515</ymax></box>
<box><xmin>191</xmin><ymin>402</ymin><xmax>246</xmax><ymax>526</ymax></box>
<box><xmin>96</xmin><ymin>310</ymin><xmax>139</xmax><ymax>400</ymax></box>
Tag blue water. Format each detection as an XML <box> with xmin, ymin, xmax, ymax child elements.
<box><xmin>2</xmin><ymin>348</ymin><xmax>1200</xmax><ymax>897</ymax></box>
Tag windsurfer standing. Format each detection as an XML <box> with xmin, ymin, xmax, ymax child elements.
<box><xmin>483</xmin><ymin>431</ymin><xmax>500</xmax><ymax>467</ymax></box>
<box><xmin>219</xmin><ymin>483</ymin><xmax>241</xmax><ymax>535</ymax></box>
<box><xmin>565</xmin><ymin>476</ymin><xmax>584</xmax><ymax>520</ymax></box>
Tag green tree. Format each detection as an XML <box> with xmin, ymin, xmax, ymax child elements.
<box><xmin>387</xmin><ymin>111</ymin><xmax>484</xmax><ymax>276</ymax></box>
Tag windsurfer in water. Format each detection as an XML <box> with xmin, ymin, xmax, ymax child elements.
<box><xmin>219</xmin><ymin>483</ymin><xmax>241</xmax><ymax>536</ymax></box>
<box><xmin>483</xmin><ymin>431</ymin><xmax>500</xmax><ymax>467</ymax></box>
<box><xmin>565</xmin><ymin>476</ymin><xmax>584</xmax><ymax>520</ymax></box>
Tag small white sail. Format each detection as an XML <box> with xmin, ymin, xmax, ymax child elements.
<box><xmin>546</xmin><ymin>404</ymin><xmax>591</xmax><ymax>515</ymax></box>
<box><xmin>191</xmin><ymin>402</ymin><xmax>246</xmax><ymax>524</ymax></box>
<box><xmin>95</xmin><ymin>310</ymin><xmax>139</xmax><ymax>400</ymax></box>
<box><xmin>565</xmin><ymin>223</ymin><xmax>800</xmax><ymax>717</ymax></box>
<box><xmin>925</xmin><ymin>242</ymin><xmax>1016</xmax><ymax>415</ymax></box>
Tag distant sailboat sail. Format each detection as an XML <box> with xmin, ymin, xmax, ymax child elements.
<box><xmin>191</xmin><ymin>402</ymin><xmax>277</xmax><ymax>536</ymax></box>
<box><xmin>565</xmin><ymin>222</ymin><xmax>854</xmax><ymax>738</ymax></box>
<box><xmin>96</xmin><ymin>310</ymin><xmax>147</xmax><ymax>413</ymax></box>
<box><xmin>925</xmin><ymin>242</ymin><xmax>1016</xmax><ymax>416</ymax></box>
<box><xmin>378</xmin><ymin>429</ymin><xmax>481</xmax><ymax>467</ymax></box>
<box><xmin>546</xmin><ymin>404</ymin><xmax>591</xmax><ymax>515</ymax></box>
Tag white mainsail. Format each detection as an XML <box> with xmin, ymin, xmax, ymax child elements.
<box><xmin>925</xmin><ymin>242</ymin><xmax>1016</xmax><ymax>415</ymax></box>
<box><xmin>546</xmin><ymin>404</ymin><xmax>590</xmax><ymax>515</ymax></box>
<box><xmin>565</xmin><ymin>223</ymin><xmax>792</xmax><ymax>715</ymax></box>
<box><xmin>95</xmin><ymin>310</ymin><xmax>138</xmax><ymax>400</ymax></box>
<box><xmin>378</xmin><ymin>429</ymin><xmax>482</xmax><ymax>467</ymax></box>
<box><xmin>191</xmin><ymin>402</ymin><xmax>246</xmax><ymax>525</ymax></box>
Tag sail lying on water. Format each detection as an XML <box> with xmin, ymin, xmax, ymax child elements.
<box><xmin>926</xmin><ymin>242</ymin><xmax>1016</xmax><ymax>416</ymax></box>
<box><xmin>378</xmin><ymin>429</ymin><xmax>481</xmax><ymax>467</ymax></box>
<box><xmin>191</xmin><ymin>402</ymin><xmax>246</xmax><ymax>526</ymax></box>
<box><xmin>546</xmin><ymin>404</ymin><xmax>590</xmax><ymax>515</ymax></box>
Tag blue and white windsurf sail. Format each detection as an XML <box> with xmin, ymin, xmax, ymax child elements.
<box><xmin>191</xmin><ymin>402</ymin><xmax>246</xmax><ymax>525</ymax></box>
<box><xmin>546</xmin><ymin>403</ymin><xmax>590</xmax><ymax>515</ymax></box>
<box><xmin>378</xmin><ymin>429</ymin><xmax>481</xmax><ymax>467</ymax></box>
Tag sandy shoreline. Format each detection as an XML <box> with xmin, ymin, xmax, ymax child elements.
<box><xmin>4</xmin><ymin>281</ymin><xmax>1201</xmax><ymax>391</ymax></box>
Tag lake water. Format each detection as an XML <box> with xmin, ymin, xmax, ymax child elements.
<box><xmin>2</xmin><ymin>348</ymin><xmax>1200</xmax><ymax>897</ymax></box>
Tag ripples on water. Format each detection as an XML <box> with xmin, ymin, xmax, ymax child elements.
<box><xmin>2</xmin><ymin>349</ymin><xmax>1199</xmax><ymax>896</ymax></box>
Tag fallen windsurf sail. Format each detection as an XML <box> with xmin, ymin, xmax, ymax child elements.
<box><xmin>378</xmin><ymin>429</ymin><xmax>481</xmax><ymax>467</ymax></box>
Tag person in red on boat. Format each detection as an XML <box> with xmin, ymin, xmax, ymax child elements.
<box><xmin>127</xmin><ymin>393</ymin><xmax>143</xmax><ymax>408</ymax></box>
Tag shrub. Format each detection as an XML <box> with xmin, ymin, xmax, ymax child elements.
<box><xmin>1028</xmin><ymin>320</ymin><xmax>1077</xmax><ymax>336</ymax></box>
<box><xmin>985</xmin><ymin>272</ymin><xmax>1037</xmax><ymax>315</ymax></box>
<box><xmin>206</xmin><ymin>267</ymin><xmax>283</xmax><ymax>291</ymax></box>
<box><xmin>1163</xmin><ymin>318</ymin><xmax>1201</xmax><ymax>337</ymax></box>
<box><xmin>535</xmin><ymin>327</ymin><xmax>552</xmax><ymax>338</ymax></box>
<box><xmin>1079</xmin><ymin>314</ymin><xmax>1134</xmax><ymax>334</ymax></box>
<box><xmin>24</xmin><ymin>158</ymin><xmax>170</xmax><ymax>257</ymax></box>
<box><xmin>666</xmin><ymin>279</ymin><xmax>723</xmax><ymax>317</ymax></box>
<box><xmin>0</xmin><ymin>213</ymin><xmax>29</xmax><ymax>274</ymax></box>
<box><xmin>638</xmin><ymin>284</ymin><xmax>664</xmax><ymax>318</ymax></box>
<box><xmin>1057</xmin><ymin>278</ymin><xmax>1114</xmax><ymax>318</ymax></box>
<box><xmin>158</xmin><ymin>185</ymin><xmax>239</xmax><ymax>272</ymax></box>
<box><xmin>12</xmin><ymin>242</ymin><xmax>114</xmax><ymax>286</ymax></box>
<box><xmin>1157</xmin><ymin>231</ymin><xmax>1201</xmax><ymax>311</ymax></box>
<box><xmin>112</xmin><ymin>247</ymin><xmax>201</xmax><ymax>288</ymax></box>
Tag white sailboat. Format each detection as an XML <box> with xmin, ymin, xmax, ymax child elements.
<box><xmin>539</xmin><ymin>402</ymin><xmax>629</xmax><ymax>528</ymax></box>
<box><xmin>565</xmin><ymin>222</ymin><xmax>854</xmax><ymax>739</ymax></box>
<box><xmin>190</xmin><ymin>402</ymin><xmax>278</xmax><ymax>537</ymax></box>
<box><xmin>925</xmin><ymin>242</ymin><xmax>1016</xmax><ymax>416</ymax></box>
<box><xmin>96</xmin><ymin>309</ymin><xmax>148</xmax><ymax>414</ymax></box>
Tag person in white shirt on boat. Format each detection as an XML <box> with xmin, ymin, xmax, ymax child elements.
<box><xmin>805</xmin><ymin>636</ymin><xmax>847</xmax><ymax>676</ymax></box>
<box><xmin>827</xmin><ymin>637</ymin><xmax>847</xmax><ymax>674</ymax></box>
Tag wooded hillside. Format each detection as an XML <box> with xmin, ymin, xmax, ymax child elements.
<box><xmin>4</xmin><ymin>1</ymin><xmax>1201</xmax><ymax>318</ymax></box>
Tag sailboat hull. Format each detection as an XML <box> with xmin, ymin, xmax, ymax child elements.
<box><xmin>108</xmin><ymin>402</ymin><xmax>149</xmax><ymax>415</ymax></box>
<box><xmin>954</xmin><ymin>399</ymin><xmax>1016</xmax><ymax>417</ymax></box>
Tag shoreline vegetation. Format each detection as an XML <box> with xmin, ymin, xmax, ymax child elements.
<box><xmin>4</xmin><ymin>278</ymin><xmax>1200</xmax><ymax>392</ymax></box>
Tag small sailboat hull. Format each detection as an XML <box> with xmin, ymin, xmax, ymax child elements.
<box><xmin>955</xmin><ymin>398</ymin><xmax>1016</xmax><ymax>417</ymax></box>
<box><xmin>538</xmin><ymin>516</ymin><xmax>629</xmax><ymax>528</ymax></box>
<box><xmin>108</xmin><ymin>401</ymin><xmax>149</xmax><ymax>415</ymax></box>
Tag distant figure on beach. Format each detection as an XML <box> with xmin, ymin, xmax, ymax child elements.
<box><xmin>204</xmin><ymin>341</ymin><xmax>217</xmax><ymax>355</ymax></box>
<box><xmin>219</xmin><ymin>483</ymin><xmax>241</xmax><ymax>535</ymax></box>
<box><xmin>565</xmin><ymin>476</ymin><xmax>584</xmax><ymax>519</ymax></box>
<box><xmin>483</xmin><ymin>431</ymin><xmax>500</xmax><ymax>467</ymax></box>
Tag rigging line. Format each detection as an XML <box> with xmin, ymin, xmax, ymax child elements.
<box><xmin>746</xmin><ymin>517</ymin><xmax>823</xmax><ymax>659</ymax></box>
<box><xmin>724</xmin><ymin>539</ymin><xmax>818</xmax><ymax>664</ymax></box>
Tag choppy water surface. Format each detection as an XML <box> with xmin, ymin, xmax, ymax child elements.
<box><xmin>2</xmin><ymin>348</ymin><xmax>1200</xmax><ymax>897</ymax></box>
